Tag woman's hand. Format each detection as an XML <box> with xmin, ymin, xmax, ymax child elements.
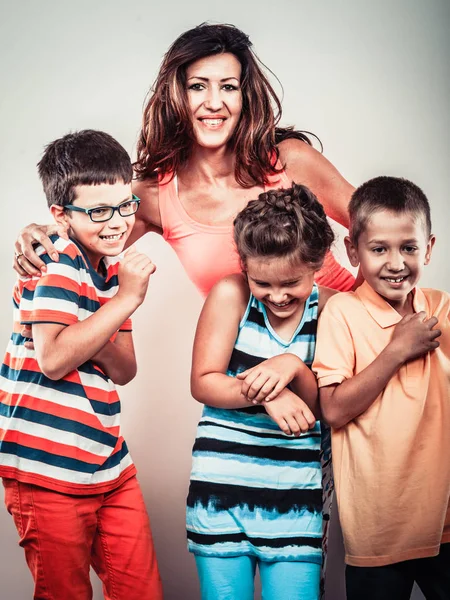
<box><xmin>237</xmin><ymin>354</ymin><xmax>302</xmax><ymax>404</ymax></box>
<box><xmin>14</xmin><ymin>223</ymin><xmax>68</xmax><ymax>277</ymax></box>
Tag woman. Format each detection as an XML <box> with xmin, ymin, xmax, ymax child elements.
<box><xmin>14</xmin><ymin>23</ymin><xmax>354</xmax><ymax>297</ymax></box>
<box><xmin>13</xmin><ymin>22</ymin><xmax>354</xmax><ymax>597</ymax></box>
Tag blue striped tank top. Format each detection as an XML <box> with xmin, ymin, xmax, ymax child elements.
<box><xmin>186</xmin><ymin>284</ymin><xmax>322</xmax><ymax>563</ymax></box>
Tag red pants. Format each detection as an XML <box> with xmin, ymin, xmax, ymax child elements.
<box><xmin>3</xmin><ymin>475</ymin><xmax>163</xmax><ymax>600</ymax></box>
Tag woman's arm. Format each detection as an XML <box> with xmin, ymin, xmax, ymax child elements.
<box><xmin>13</xmin><ymin>178</ymin><xmax>162</xmax><ymax>276</ymax></box>
<box><xmin>278</xmin><ymin>138</ymin><xmax>354</xmax><ymax>228</ymax></box>
<box><xmin>129</xmin><ymin>178</ymin><xmax>163</xmax><ymax>241</ymax></box>
<box><xmin>190</xmin><ymin>274</ymin><xmax>251</xmax><ymax>409</ymax></box>
<box><xmin>318</xmin><ymin>286</ymin><xmax>338</xmax><ymax>314</ymax></box>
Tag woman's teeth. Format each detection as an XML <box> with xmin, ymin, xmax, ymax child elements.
<box><xmin>200</xmin><ymin>119</ymin><xmax>224</xmax><ymax>126</ymax></box>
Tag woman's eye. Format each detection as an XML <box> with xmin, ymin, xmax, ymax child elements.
<box><xmin>188</xmin><ymin>83</ymin><xmax>205</xmax><ymax>91</ymax></box>
<box><xmin>222</xmin><ymin>84</ymin><xmax>239</xmax><ymax>91</ymax></box>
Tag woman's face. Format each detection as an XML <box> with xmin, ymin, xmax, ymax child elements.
<box><xmin>186</xmin><ymin>52</ymin><xmax>243</xmax><ymax>150</ymax></box>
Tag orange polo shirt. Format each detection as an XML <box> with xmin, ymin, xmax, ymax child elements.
<box><xmin>313</xmin><ymin>282</ymin><xmax>450</xmax><ymax>567</ymax></box>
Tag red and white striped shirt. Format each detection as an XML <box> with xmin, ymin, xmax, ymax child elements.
<box><xmin>0</xmin><ymin>236</ymin><xmax>136</xmax><ymax>494</ymax></box>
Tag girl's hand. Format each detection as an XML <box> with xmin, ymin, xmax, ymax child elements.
<box><xmin>116</xmin><ymin>246</ymin><xmax>156</xmax><ymax>309</ymax></box>
<box><xmin>264</xmin><ymin>388</ymin><xmax>316</xmax><ymax>436</ymax></box>
<box><xmin>237</xmin><ymin>354</ymin><xmax>302</xmax><ymax>403</ymax></box>
<box><xmin>390</xmin><ymin>312</ymin><xmax>441</xmax><ymax>363</ymax></box>
<box><xmin>14</xmin><ymin>223</ymin><xmax>68</xmax><ymax>277</ymax></box>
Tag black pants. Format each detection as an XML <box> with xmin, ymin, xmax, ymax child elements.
<box><xmin>346</xmin><ymin>543</ymin><xmax>450</xmax><ymax>600</ymax></box>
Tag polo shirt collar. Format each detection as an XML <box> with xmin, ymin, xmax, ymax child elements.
<box><xmin>355</xmin><ymin>281</ymin><xmax>427</xmax><ymax>329</ymax></box>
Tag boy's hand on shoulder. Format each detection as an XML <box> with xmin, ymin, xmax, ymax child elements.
<box><xmin>116</xmin><ymin>246</ymin><xmax>156</xmax><ymax>309</ymax></box>
<box><xmin>391</xmin><ymin>311</ymin><xmax>441</xmax><ymax>363</ymax></box>
<box><xmin>264</xmin><ymin>388</ymin><xmax>316</xmax><ymax>436</ymax></box>
<box><xmin>237</xmin><ymin>353</ymin><xmax>302</xmax><ymax>404</ymax></box>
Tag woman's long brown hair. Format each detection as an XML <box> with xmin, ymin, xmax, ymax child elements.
<box><xmin>134</xmin><ymin>23</ymin><xmax>317</xmax><ymax>187</ymax></box>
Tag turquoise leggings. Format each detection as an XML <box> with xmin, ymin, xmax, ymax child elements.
<box><xmin>195</xmin><ymin>555</ymin><xmax>320</xmax><ymax>600</ymax></box>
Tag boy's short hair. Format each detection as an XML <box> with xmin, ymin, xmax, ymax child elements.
<box><xmin>38</xmin><ymin>130</ymin><xmax>133</xmax><ymax>208</ymax></box>
<box><xmin>349</xmin><ymin>176</ymin><xmax>432</xmax><ymax>243</ymax></box>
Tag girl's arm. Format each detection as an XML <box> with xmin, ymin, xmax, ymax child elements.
<box><xmin>190</xmin><ymin>274</ymin><xmax>251</xmax><ymax>409</ymax></box>
<box><xmin>281</xmin><ymin>285</ymin><xmax>338</xmax><ymax>416</ymax></box>
<box><xmin>13</xmin><ymin>179</ymin><xmax>162</xmax><ymax>276</ymax></box>
<box><xmin>237</xmin><ymin>285</ymin><xmax>338</xmax><ymax>414</ymax></box>
<box><xmin>90</xmin><ymin>332</ymin><xmax>137</xmax><ymax>386</ymax></box>
<box><xmin>237</xmin><ymin>354</ymin><xmax>320</xmax><ymax>417</ymax></box>
<box><xmin>283</xmin><ymin>357</ymin><xmax>320</xmax><ymax>418</ymax></box>
<box><xmin>191</xmin><ymin>275</ymin><xmax>317</xmax><ymax>434</ymax></box>
<box><xmin>278</xmin><ymin>139</ymin><xmax>354</xmax><ymax>228</ymax></box>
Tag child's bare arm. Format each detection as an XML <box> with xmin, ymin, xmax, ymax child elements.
<box><xmin>236</xmin><ymin>354</ymin><xmax>319</xmax><ymax>417</ymax></box>
<box><xmin>320</xmin><ymin>311</ymin><xmax>441</xmax><ymax>428</ymax></box>
<box><xmin>33</xmin><ymin>248</ymin><xmax>154</xmax><ymax>380</ymax></box>
<box><xmin>90</xmin><ymin>332</ymin><xmax>136</xmax><ymax>386</ymax></box>
<box><xmin>191</xmin><ymin>275</ymin><xmax>253</xmax><ymax>409</ymax></box>
<box><xmin>264</xmin><ymin>387</ymin><xmax>316</xmax><ymax>436</ymax></box>
<box><xmin>235</xmin><ymin>284</ymin><xmax>336</xmax><ymax>414</ymax></box>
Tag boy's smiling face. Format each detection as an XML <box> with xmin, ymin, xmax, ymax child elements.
<box><xmin>345</xmin><ymin>209</ymin><xmax>435</xmax><ymax>315</ymax></box>
<box><xmin>51</xmin><ymin>181</ymin><xmax>135</xmax><ymax>271</ymax></box>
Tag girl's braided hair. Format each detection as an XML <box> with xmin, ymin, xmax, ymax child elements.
<box><xmin>233</xmin><ymin>183</ymin><xmax>334</xmax><ymax>270</ymax></box>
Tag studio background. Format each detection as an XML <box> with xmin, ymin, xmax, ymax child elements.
<box><xmin>0</xmin><ymin>1</ymin><xmax>448</xmax><ymax>598</ymax></box>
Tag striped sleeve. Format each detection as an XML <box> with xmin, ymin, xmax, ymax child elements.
<box><xmin>119</xmin><ymin>318</ymin><xmax>132</xmax><ymax>332</ymax></box>
<box><xmin>20</xmin><ymin>251</ymin><xmax>82</xmax><ymax>327</ymax></box>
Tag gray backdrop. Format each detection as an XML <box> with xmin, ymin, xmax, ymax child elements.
<box><xmin>0</xmin><ymin>0</ymin><xmax>449</xmax><ymax>598</ymax></box>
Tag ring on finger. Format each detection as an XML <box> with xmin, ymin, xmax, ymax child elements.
<box><xmin>15</xmin><ymin>251</ymin><xmax>24</xmax><ymax>259</ymax></box>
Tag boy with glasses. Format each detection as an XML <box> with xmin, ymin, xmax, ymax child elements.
<box><xmin>0</xmin><ymin>130</ymin><xmax>162</xmax><ymax>600</ymax></box>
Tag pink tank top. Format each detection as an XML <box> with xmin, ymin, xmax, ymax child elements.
<box><xmin>158</xmin><ymin>172</ymin><xmax>355</xmax><ymax>297</ymax></box>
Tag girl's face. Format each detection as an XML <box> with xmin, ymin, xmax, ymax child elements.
<box><xmin>245</xmin><ymin>255</ymin><xmax>316</xmax><ymax>325</ymax></box>
<box><xmin>186</xmin><ymin>52</ymin><xmax>243</xmax><ymax>150</ymax></box>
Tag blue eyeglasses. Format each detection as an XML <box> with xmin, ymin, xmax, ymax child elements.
<box><xmin>64</xmin><ymin>195</ymin><xmax>140</xmax><ymax>223</ymax></box>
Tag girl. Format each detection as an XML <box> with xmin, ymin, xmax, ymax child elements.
<box><xmin>187</xmin><ymin>183</ymin><xmax>336</xmax><ymax>600</ymax></box>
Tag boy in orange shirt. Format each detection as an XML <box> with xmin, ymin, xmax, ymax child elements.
<box><xmin>313</xmin><ymin>176</ymin><xmax>450</xmax><ymax>599</ymax></box>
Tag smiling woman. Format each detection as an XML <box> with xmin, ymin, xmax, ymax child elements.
<box><xmin>186</xmin><ymin>53</ymin><xmax>243</xmax><ymax>151</ymax></box>
<box><xmin>15</xmin><ymin>23</ymin><xmax>355</xmax><ymax>298</ymax></box>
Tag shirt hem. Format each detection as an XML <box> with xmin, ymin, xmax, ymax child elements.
<box><xmin>345</xmin><ymin>540</ymin><xmax>449</xmax><ymax>567</ymax></box>
<box><xmin>0</xmin><ymin>464</ymin><xmax>136</xmax><ymax>496</ymax></box>
<box><xmin>188</xmin><ymin>547</ymin><xmax>322</xmax><ymax>564</ymax></box>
